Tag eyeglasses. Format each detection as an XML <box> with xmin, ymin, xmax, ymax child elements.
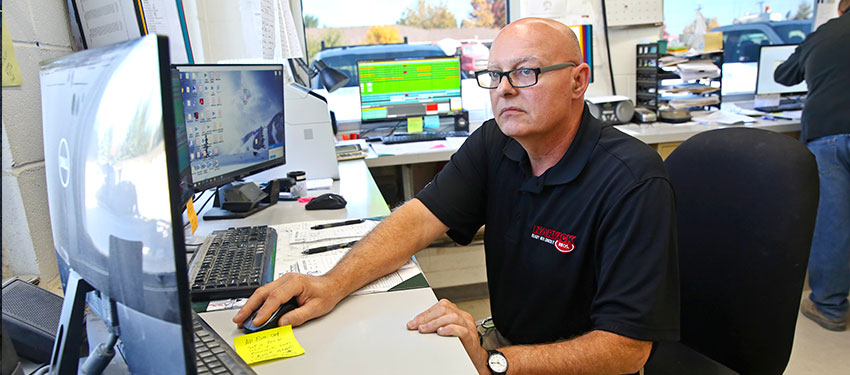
<box><xmin>474</xmin><ymin>62</ymin><xmax>577</xmax><ymax>89</ymax></box>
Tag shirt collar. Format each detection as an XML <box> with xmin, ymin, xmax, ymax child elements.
<box><xmin>502</xmin><ymin>104</ymin><xmax>602</xmax><ymax>192</ymax></box>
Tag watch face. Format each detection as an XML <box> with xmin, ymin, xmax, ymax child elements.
<box><xmin>488</xmin><ymin>353</ymin><xmax>508</xmax><ymax>373</ymax></box>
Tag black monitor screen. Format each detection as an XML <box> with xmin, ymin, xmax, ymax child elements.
<box><xmin>40</xmin><ymin>35</ymin><xmax>194</xmax><ymax>373</ymax></box>
<box><xmin>358</xmin><ymin>56</ymin><xmax>463</xmax><ymax>122</ymax></box>
<box><xmin>174</xmin><ymin>64</ymin><xmax>285</xmax><ymax>191</ymax></box>
<box><xmin>171</xmin><ymin>69</ymin><xmax>194</xmax><ymax>205</ymax></box>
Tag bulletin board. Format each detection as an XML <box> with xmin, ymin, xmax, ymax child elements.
<box><xmin>604</xmin><ymin>0</ymin><xmax>664</xmax><ymax>27</ymax></box>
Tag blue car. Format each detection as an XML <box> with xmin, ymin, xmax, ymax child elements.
<box><xmin>711</xmin><ymin>20</ymin><xmax>813</xmax><ymax>63</ymax></box>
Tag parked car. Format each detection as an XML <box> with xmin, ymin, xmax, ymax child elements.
<box><xmin>709</xmin><ymin>19</ymin><xmax>812</xmax><ymax>94</ymax></box>
<box><xmin>711</xmin><ymin>19</ymin><xmax>812</xmax><ymax>63</ymax></box>
<box><xmin>309</xmin><ymin>43</ymin><xmax>449</xmax><ymax>90</ymax></box>
<box><xmin>460</xmin><ymin>42</ymin><xmax>489</xmax><ymax>76</ymax></box>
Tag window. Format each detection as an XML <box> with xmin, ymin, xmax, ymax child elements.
<box><xmin>663</xmin><ymin>1</ymin><xmax>814</xmax><ymax>94</ymax></box>
<box><xmin>302</xmin><ymin>0</ymin><xmax>507</xmax><ymax>121</ymax></box>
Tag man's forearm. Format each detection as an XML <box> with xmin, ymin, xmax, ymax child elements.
<box><xmin>324</xmin><ymin>199</ymin><xmax>449</xmax><ymax>297</ymax></box>
<box><xmin>498</xmin><ymin>330</ymin><xmax>652</xmax><ymax>375</ymax></box>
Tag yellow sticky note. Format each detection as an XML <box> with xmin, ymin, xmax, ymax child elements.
<box><xmin>407</xmin><ymin>117</ymin><xmax>424</xmax><ymax>133</ymax></box>
<box><xmin>233</xmin><ymin>325</ymin><xmax>305</xmax><ymax>365</ymax></box>
<box><xmin>2</xmin><ymin>14</ymin><xmax>24</xmax><ymax>87</ymax></box>
<box><xmin>186</xmin><ymin>199</ymin><xmax>199</xmax><ymax>234</ymax></box>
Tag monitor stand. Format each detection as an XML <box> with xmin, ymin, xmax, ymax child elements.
<box><xmin>50</xmin><ymin>270</ymin><xmax>94</xmax><ymax>375</ymax></box>
<box><xmin>202</xmin><ymin>181</ymin><xmax>276</xmax><ymax>221</ymax></box>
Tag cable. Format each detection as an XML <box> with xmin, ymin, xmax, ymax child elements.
<box><xmin>29</xmin><ymin>364</ymin><xmax>49</xmax><ymax>375</ymax></box>
<box><xmin>600</xmin><ymin>0</ymin><xmax>617</xmax><ymax>95</ymax></box>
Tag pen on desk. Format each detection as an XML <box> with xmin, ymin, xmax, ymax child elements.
<box><xmin>302</xmin><ymin>240</ymin><xmax>358</xmax><ymax>255</ymax></box>
<box><xmin>310</xmin><ymin>219</ymin><xmax>364</xmax><ymax>230</ymax></box>
<box><xmin>761</xmin><ymin>115</ymin><xmax>777</xmax><ymax>121</ymax></box>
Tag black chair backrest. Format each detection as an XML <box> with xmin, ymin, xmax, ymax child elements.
<box><xmin>665</xmin><ymin>128</ymin><xmax>819</xmax><ymax>374</ymax></box>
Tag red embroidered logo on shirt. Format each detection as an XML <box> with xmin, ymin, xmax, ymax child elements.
<box><xmin>531</xmin><ymin>225</ymin><xmax>577</xmax><ymax>253</ymax></box>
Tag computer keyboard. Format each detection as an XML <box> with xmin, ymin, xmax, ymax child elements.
<box><xmin>754</xmin><ymin>102</ymin><xmax>805</xmax><ymax>113</ymax></box>
<box><xmin>192</xmin><ymin>311</ymin><xmax>255</xmax><ymax>374</ymax></box>
<box><xmin>381</xmin><ymin>131</ymin><xmax>469</xmax><ymax>145</ymax></box>
<box><xmin>189</xmin><ymin>225</ymin><xmax>276</xmax><ymax>301</ymax></box>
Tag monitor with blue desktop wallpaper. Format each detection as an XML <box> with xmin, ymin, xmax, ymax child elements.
<box><xmin>40</xmin><ymin>35</ymin><xmax>196</xmax><ymax>374</ymax></box>
<box><xmin>173</xmin><ymin>64</ymin><xmax>285</xmax><ymax>192</ymax></box>
<box><xmin>358</xmin><ymin>56</ymin><xmax>463</xmax><ymax>122</ymax></box>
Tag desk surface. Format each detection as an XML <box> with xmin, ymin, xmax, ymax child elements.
<box><xmin>189</xmin><ymin>160</ymin><xmax>390</xmax><ymax>238</ymax></box>
<box><xmin>356</xmin><ymin>108</ymin><xmax>802</xmax><ymax>168</ymax></box>
<box><xmin>192</xmin><ymin>160</ymin><xmax>477</xmax><ymax>374</ymax></box>
<box><xmin>200</xmin><ymin>288</ymin><xmax>477</xmax><ymax>374</ymax></box>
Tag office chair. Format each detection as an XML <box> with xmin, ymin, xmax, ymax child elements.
<box><xmin>644</xmin><ymin>128</ymin><xmax>819</xmax><ymax>375</ymax></box>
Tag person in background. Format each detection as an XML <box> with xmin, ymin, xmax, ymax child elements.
<box><xmin>774</xmin><ymin>0</ymin><xmax>850</xmax><ymax>331</ymax></box>
<box><xmin>235</xmin><ymin>18</ymin><xmax>680</xmax><ymax>374</ymax></box>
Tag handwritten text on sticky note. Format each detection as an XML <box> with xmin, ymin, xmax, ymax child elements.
<box><xmin>233</xmin><ymin>325</ymin><xmax>305</xmax><ymax>364</ymax></box>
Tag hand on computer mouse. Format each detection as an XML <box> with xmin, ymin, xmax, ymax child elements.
<box><xmin>242</xmin><ymin>297</ymin><xmax>299</xmax><ymax>333</ymax></box>
<box><xmin>232</xmin><ymin>272</ymin><xmax>344</xmax><ymax>329</ymax></box>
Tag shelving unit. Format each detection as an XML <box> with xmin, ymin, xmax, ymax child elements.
<box><xmin>635</xmin><ymin>43</ymin><xmax>723</xmax><ymax>113</ymax></box>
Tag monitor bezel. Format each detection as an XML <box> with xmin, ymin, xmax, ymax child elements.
<box><xmin>357</xmin><ymin>55</ymin><xmax>464</xmax><ymax>124</ymax></box>
<box><xmin>172</xmin><ymin>63</ymin><xmax>286</xmax><ymax>192</ymax></box>
<box><xmin>755</xmin><ymin>43</ymin><xmax>807</xmax><ymax>96</ymax></box>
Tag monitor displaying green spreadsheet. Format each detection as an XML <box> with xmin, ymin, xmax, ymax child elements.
<box><xmin>358</xmin><ymin>57</ymin><xmax>463</xmax><ymax>122</ymax></box>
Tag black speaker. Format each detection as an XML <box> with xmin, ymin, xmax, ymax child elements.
<box><xmin>454</xmin><ymin>110</ymin><xmax>469</xmax><ymax>132</ymax></box>
<box><xmin>1</xmin><ymin>278</ymin><xmax>88</xmax><ymax>364</ymax></box>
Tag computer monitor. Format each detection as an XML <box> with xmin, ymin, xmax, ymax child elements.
<box><xmin>756</xmin><ymin>44</ymin><xmax>808</xmax><ymax>95</ymax></box>
<box><xmin>40</xmin><ymin>35</ymin><xmax>197</xmax><ymax>374</ymax></box>
<box><xmin>569</xmin><ymin>24</ymin><xmax>594</xmax><ymax>83</ymax></box>
<box><xmin>172</xmin><ymin>64</ymin><xmax>285</xmax><ymax>192</ymax></box>
<box><xmin>358</xmin><ymin>56</ymin><xmax>463</xmax><ymax>122</ymax></box>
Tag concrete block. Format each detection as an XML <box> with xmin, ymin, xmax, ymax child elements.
<box><xmin>32</xmin><ymin>0</ymin><xmax>72</xmax><ymax>47</ymax></box>
<box><xmin>15</xmin><ymin>165</ymin><xmax>58</xmax><ymax>281</ymax></box>
<box><xmin>1</xmin><ymin>45</ymin><xmax>71</xmax><ymax>166</ymax></box>
<box><xmin>5</xmin><ymin>0</ymin><xmax>37</xmax><ymax>43</ymax></box>
<box><xmin>2</xmin><ymin>173</ymin><xmax>39</xmax><ymax>276</ymax></box>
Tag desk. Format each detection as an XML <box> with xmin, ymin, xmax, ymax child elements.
<box><xmin>360</xmin><ymin>111</ymin><xmax>802</xmax><ymax>200</ymax></box>
<box><xmin>194</xmin><ymin>160</ymin><xmax>476</xmax><ymax>374</ymax></box>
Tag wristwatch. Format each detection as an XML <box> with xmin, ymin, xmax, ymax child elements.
<box><xmin>486</xmin><ymin>349</ymin><xmax>508</xmax><ymax>375</ymax></box>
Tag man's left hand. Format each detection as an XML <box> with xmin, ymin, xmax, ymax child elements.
<box><xmin>407</xmin><ymin>299</ymin><xmax>489</xmax><ymax>374</ymax></box>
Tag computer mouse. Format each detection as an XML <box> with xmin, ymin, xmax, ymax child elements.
<box><xmin>305</xmin><ymin>193</ymin><xmax>347</xmax><ymax>210</ymax></box>
<box><xmin>241</xmin><ymin>297</ymin><xmax>299</xmax><ymax>333</ymax></box>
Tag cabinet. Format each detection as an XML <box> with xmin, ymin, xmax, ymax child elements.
<box><xmin>635</xmin><ymin>43</ymin><xmax>723</xmax><ymax>113</ymax></box>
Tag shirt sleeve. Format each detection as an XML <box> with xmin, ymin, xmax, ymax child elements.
<box><xmin>591</xmin><ymin>177</ymin><xmax>680</xmax><ymax>342</ymax></box>
<box><xmin>774</xmin><ymin>44</ymin><xmax>806</xmax><ymax>86</ymax></box>
<box><xmin>415</xmin><ymin>123</ymin><xmax>492</xmax><ymax>245</ymax></box>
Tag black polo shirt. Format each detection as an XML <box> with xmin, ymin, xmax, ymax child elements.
<box><xmin>416</xmin><ymin>107</ymin><xmax>680</xmax><ymax>345</ymax></box>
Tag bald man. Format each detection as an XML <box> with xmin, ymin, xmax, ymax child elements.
<box><xmin>234</xmin><ymin>18</ymin><xmax>679</xmax><ymax>374</ymax></box>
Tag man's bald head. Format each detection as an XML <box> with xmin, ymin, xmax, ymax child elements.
<box><xmin>493</xmin><ymin>18</ymin><xmax>583</xmax><ymax>65</ymax></box>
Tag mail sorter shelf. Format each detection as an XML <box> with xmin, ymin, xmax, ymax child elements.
<box><xmin>636</xmin><ymin>43</ymin><xmax>723</xmax><ymax>113</ymax></box>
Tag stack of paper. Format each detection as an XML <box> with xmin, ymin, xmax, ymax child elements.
<box><xmin>676</xmin><ymin>60</ymin><xmax>721</xmax><ymax>81</ymax></box>
<box><xmin>669</xmin><ymin>96</ymin><xmax>720</xmax><ymax>109</ymax></box>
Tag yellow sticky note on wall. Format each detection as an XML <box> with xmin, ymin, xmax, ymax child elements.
<box><xmin>233</xmin><ymin>325</ymin><xmax>305</xmax><ymax>365</ymax></box>
<box><xmin>407</xmin><ymin>117</ymin><xmax>424</xmax><ymax>133</ymax></box>
<box><xmin>2</xmin><ymin>14</ymin><xmax>24</xmax><ymax>87</ymax></box>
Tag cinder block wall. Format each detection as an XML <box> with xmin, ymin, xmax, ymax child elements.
<box><xmin>2</xmin><ymin>0</ymin><xmax>74</xmax><ymax>283</ymax></box>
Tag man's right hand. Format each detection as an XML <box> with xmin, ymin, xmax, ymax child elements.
<box><xmin>232</xmin><ymin>272</ymin><xmax>344</xmax><ymax>328</ymax></box>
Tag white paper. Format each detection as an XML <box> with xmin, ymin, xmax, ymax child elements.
<box><xmin>754</xmin><ymin>94</ymin><xmax>781</xmax><ymax>109</ymax></box>
<box><xmin>814</xmin><ymin>0</ymin><xmax>840</xmax><ymax>31</ymax></box>
<box><xmin>306</xmin><ymin>178</ymin><xmax>333</xmax><ymax>191</ymax></box>
<box><xmin>269</xmin><ymin>219</ymin><xmax>419</xmax><ymax>295</ymax></box>
<box><xmin>140</xmin><ymin>0</ymin><xmax>191</xmax><ymax>63</ymax></box>
<box><xmin>290</xmin><ymin>220</ymin><xmax>379</xmax><ymax>244</ymax></box>
<box><xmin>74</xmin><ymin>0</ymin><xmax>141</xmax><ymax>48</ymax></box>
<box><xmin>696</xmin><ymin>110</ymin><xmax>756</xmax><ymax>125</ymax></box>
<box><xmin>675</xmin><ymin>60</ymin><xmax>721</xmax><ymax>81</ymax></box>
<box><xmin>275</xmin><ymin>0</ymin><xmax>304</xmax><ymax>58</ymax></box>
<box><xmin>260</xmin><ymin>0</ymin><xmax>275</xmax><ymax>59</ymax></box>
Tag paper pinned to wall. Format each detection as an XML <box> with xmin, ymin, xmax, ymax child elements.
<box><xmin>275</xmin><ymin>0</ymin><xmax>304</xmax><ymax>58</ymax></box>
<box><xmin>2</xmin><ymin>14</ymin><xmax>23</xmax><ymax>87</ymax></box>
<box><xmin>261</xmin><ymin>0</ymin><xmax>276</xmax><ymax>59</ymax></box>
